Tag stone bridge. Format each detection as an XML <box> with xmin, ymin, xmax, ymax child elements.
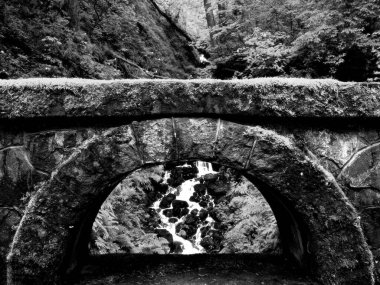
<box><xmin>1</xmin><ymin>78</ymin><xmax>380</xmax><ymax>285</ymax></box>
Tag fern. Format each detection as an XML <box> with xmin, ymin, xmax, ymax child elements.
<box><xmin>90</xmin><ymin>165</ymin><xmax>164</xmax><ymax>254</ymax></box>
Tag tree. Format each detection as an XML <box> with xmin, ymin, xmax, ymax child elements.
<box><xmin>208</xmin><ymin>0</ymin><xmax>380</xmax><ymax>81</ymax></box>
<box><xmin>65</xmin><ymin>0</ymin><xmax>80</xmax><ymax>30</ymax></box>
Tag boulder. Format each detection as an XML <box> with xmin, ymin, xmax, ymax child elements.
<box><xmin>155</xmin><ymin>228</ymin><xmax>173</xmax><ymax>245</ymax></box>
<box><xmin>163</xmin><ymin>209</ymin><xmax>173</xmax><ymax>218</ymax></box>
<box><xmin>176</xmin><ymin>222</ymin><xmax>184</xmax><ymax>234</ymax></box>
<box><xmin>183</xmin><ymin>224</ymin><xmax>197</xmax><ymax>237</ymax></box>
<box><xmin>157</xmin><ymin>183</ymin><xmax>169</xmax><ymax>194</ymax></box>
<box><xmin>178</xmin><ymin>230</ymin><xmax>187</xmax><ymax>238</ymax></box>
<box><xmin>168</xmin><ymin>217</ymin><xmax>178</xmax><ymax>223</ymax></box>
<box><xmin>203</xmin><ymin>173</ymin><xmax>219</xmax><ymax>183</ymax></box>
<box><xmin>159</xmin><ymin>193</ymin><xmax>176</xmax><ymax>209</ymax></box>
<box><xmin>200</xmin><ymin>226</ymin><xmax>210</xmax><ymax>238</ymax></box>
<box><xmin>172</xmin><ymin>241</ymin><xmax>183</xmax><ymax>253</ymax></box>
<box><xmin>180</xmin><ymin>208</ymin><xmax>190</xmax><ymax>217</ymax></box>
<box><xmin>194</xmin><ymin>183</ymin><xmax>207</xmax><ymax>195</ymax></box>
<box><xmin>189</xmin><ymin>193</ymin><xmax>200</xmax><ymax>202</ymax></box>
<box><xmin>184</xmin><ymin>213</ymin><xmax>199</xmax><ymax>226</ymax></box>
<box><xmin>199</xmin><ymin>209</ymin><xmax>208</xmax><ymax>221</ymax></box>
<box><xmin>190</xmin><ymin>209</ymin><xmax>199</xmax><ymax>216</ymax></box>
<box><xmin>172</xmin><ymin>199</ymin><xmax>189</xmax><ymax>209</ymax></box>
<box><xmin>207</xmin><ymin>180</ymin><xmax>229</xmax><ymax>197</ymax></box>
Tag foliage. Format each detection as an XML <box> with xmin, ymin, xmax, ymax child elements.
<box><xmin>0</xmin><ymin>0</ymin><xmax>198</xmax><ymax>79</ymax></box>
<box><xmin>207</xmin><ymin>0</ymin><xmax>380</xmax><ymax>81</ymax></box>
<box><xmin>91</xmin><ymin>166</ymin><xmax>164</xmax><ymax>254</ymax></box>
<box><xmin>220</xmin><ymin>178</ymin><xmax>280</xmax><ymax>254</ymax></box>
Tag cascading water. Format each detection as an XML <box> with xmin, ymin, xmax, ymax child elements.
<box><xmin>151</xmin><ymin>161</ymin><xmax>217</xmax><ymax>254</ymax></box>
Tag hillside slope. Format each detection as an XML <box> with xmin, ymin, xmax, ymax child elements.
<box><xmin>0</xmin><ymin>0</ymin><xmax>199</xmax><ymax>79</ymax></box>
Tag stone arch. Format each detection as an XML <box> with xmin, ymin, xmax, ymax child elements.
<box><xmin>6</xmin><ymin>118</ymin><xmax>374</xmax><ymax>285</ymax></box>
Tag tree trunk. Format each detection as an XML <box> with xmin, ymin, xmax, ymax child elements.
<box><xmin>65</xmin><ymin>0</ymin><xmax>80</xmax><ymax>30</ymax></box>
<box><xmin>203</xmin><ymin>0</ymin><xmax>216</xmax><ymax>28</ymax></box>
<box><xmin>203</xmin><ymin>0</ymin><xmax>217</xmax><ymax>45</ymax></box>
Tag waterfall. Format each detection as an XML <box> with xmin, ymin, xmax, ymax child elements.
<box><xmin>151</xmin><ymin>161</ymin><xmax>217</xmax><ymax>254</ymax></box>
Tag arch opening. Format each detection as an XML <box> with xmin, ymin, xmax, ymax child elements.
<box><xmin>6</xmin><ymin>118</ymin><xmax>374</xmax><ymax>285</ymax></box>
<box><xmin>64</xmin><ymin>160</ymin><xmax>311</xmax><ymax>284</ymax></box>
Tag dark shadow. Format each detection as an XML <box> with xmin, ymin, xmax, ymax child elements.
<box><xmin>68</xmin><ymin>253</ymin><xmax>316</xmax><ymax>285</ymax></box>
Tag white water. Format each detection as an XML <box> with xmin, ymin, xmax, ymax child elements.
<box><xmin>151</xmin><ymin>161</ymin><xmax>217</xmax><ymax>254</ymax></box>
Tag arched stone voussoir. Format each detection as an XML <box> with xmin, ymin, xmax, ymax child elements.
<box><xmin>214</xmin><ymin>120</ymin><xmax>259</xmax><ymax>169</ymax></box>
<box><xmin>7</xmin><ymin>127</ymin><xmax>145</xmax><ymax>284</ymax></box>
<box><xmin>132</xmin><ymin>119</ymin><xmax>177</xmax><ymax>163</ymax></box>
<box><xmin>174</xmin><ymin>118</ymin><xmax>218</xmax><ymax>162</ymax></box>
<box><xmin>7</xmin><ymin>119</ymin><xmax>375</xmax><ymax>285</ymax></box>
<box><xmin>241</xmin><ymin>127</ymin><xmax>374</xmax><ymax>285</ymax></box>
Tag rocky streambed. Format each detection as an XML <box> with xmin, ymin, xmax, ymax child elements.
<box><xmin>152</xmin><ymin>161</ymin><xmax>220</xmax><ymax>254</ymax></box>
<box><xmin>91</xmin><ymin>161</ymin><xmax>280</xmax><ymax>256</ymax></box>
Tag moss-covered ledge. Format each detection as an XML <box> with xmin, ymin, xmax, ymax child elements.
<box><xmin>0</xmin><ymin>78</ymin><xmax>379</xmax><ymax>119</ymax></box>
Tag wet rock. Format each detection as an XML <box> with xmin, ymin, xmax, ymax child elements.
<box><xmin>149</xmin><ymin>178</ymin><xmax>167</xmax><ymax>194</ymax></box>
<box><xmin>190</xmin><ymin>209</ymin><xmax>199</xmax><ymax>216</ymax></box>
<box><xmin>147</xmin><ymin>208</ymin><xmax>158</xmax><ymax>216</ymax></box>
<box><xmin>172</xmin><ymin>199</ymin><xmax>189</xmax><ymax>218</ymax></box>
<box><xmin>189</xmin><ymin>193</ymin><xmax>200</xmax><ymax>203</ymax></box>
<box><xmin>166</xmin><ymin>164</ymin><xmax>198</xmax><ymax>187</ymax></box>
<box><xmin>209</xmin><ymin>208</ymin><xmax>221</xmax><ymax>222</ymax></box>
<box><xmin>175</xmin><ymin>223</ymin><xmax>197</xmax><ymax>238</ymax></box>
<box><xmin>180</xmin><ymin>165</ymin><xmax>198</xmax><ymax>180</ymax></box>
<box><xmin>172</xmin><ymin>199</ymin><xmax>189</xmax><ymax>209</ymax></box>
<box><xmin>203</xmin><ymin>173</ymin><xmax>219</xmax><ymax>183</ymax></box>
<box><xmin>155</xmin><ymin>228</ymin><xmax>173</xmax><ymax>244</ymax></box>
<box><xmin>200</xmin><ymin>226</ymin><xmax>210</xmax><ymax>238</ymax></box>
<box><xmin>199</xmin><ymin>209</ymin><xmax>208</xmax><ymax>221</ymax></box>
<box><xmin>178</xmin><ymin>230</ymin><xmax>187</xmax><ymax>238</ymax></box>
<box><xmin>168</xmin><ymin>217</ymin><xmax>178</xmax><ymax>223</ymax></box>
<box><xmin>163</xmin><ymin>209</ymin><xmax>173</xmax><ymax>218</ymax></box>
<box><xmin>180</xmin><ymin>208</ymin><xmax>189</xmax><ymax>217</ymax></box>
<box><xmin>159</xmin><ymin>193</ymin><xmax>176</xmax><ymax>209</ymax></box>
<box><xmin>201</xmin><ymin>195</ymin><xmax>211</xmax><ymax>202</ymax></box>
<box><xmin>184</xmin><ymin>214</ymin><xmax>199</xmax><ymax>226</ymax></box>
<box><xmin>172</xmin><ymin>207</ymin><xmax>181</xmax><ymax>218</ymax></box>
<box><xmin>166</xmin><ymin>177</ymin><xmax>184</xmax><ymax>188</ymax></box>
<box><xmin>207</xmin><ymin>180</ymin><xmax>229</xmax><ymax>197</ymax></box>
<box><xmin>176</xmin><ymin>222</ymin><xmax>184</xmax><ymax>234</ymax></box>
<box><xmin>183</xmin><ymin>224</ymin><xmax>197</xmax><ymax>237</ymax></box>
<box><xmin>194</xmin><ymin>184</ymin><xmax>207</xmax><ymax>195</ymax></box>
<box><xmin>147</xmin><ymin>191</ymin><xmax>161</xmax><ymax>204</ymax></box>
<box><xmin>171</xmin><ymin>241</ymin><xmax>183</xmax><ymax>253</ymax></box>
<box><xmin>157</xmin><ymin>183</ymin><xmax>169</xmax><ymax>194</ymax></box>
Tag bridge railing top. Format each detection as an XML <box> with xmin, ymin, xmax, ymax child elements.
<box><xmin>0</xmin><ymin>78</ymin><xmax>379</xmax><ymax>120</ymax></box>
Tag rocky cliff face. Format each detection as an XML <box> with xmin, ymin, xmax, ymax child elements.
<box><xmin>154</xmin><ymin>0</ymin><xmax>211</xmax><ymax>45</ymax></box>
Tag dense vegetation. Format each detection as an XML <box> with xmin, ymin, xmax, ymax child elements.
<box><xmin>1</xmin><ymin>0</ymin><xmax>379</xmax><ymax>81</ymax></box>
<box><xmin>0</xmin><ymin>0</ymin><xmax>199</xmax><ymax>79</ymax></box>
<box><xmin>206</xmin><ymin>0</ymin><xmax>380</xmax><ymax>81</ymax></box>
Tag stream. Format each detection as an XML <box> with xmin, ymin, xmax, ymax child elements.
<box><xmin>151</xmin><ymin>161</ymin><xmax>217</xmax><ymax>254</ymax></box>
